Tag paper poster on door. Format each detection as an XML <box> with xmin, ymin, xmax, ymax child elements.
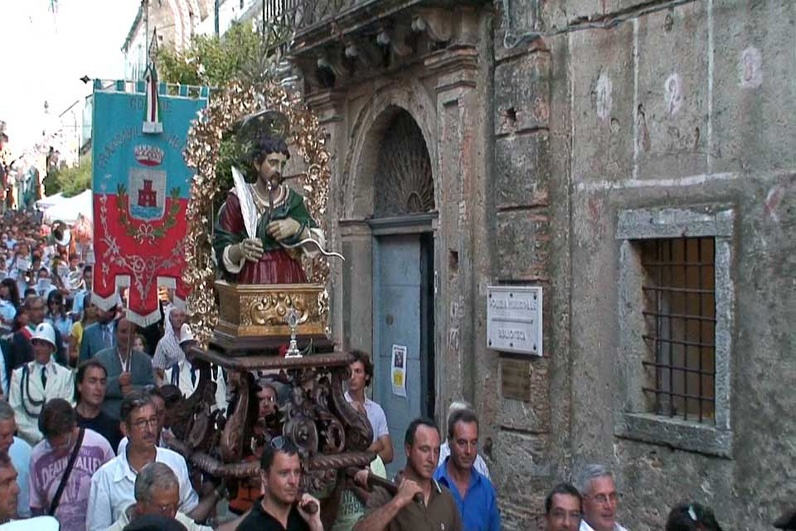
<box><xmin>391</xmin><ymin>344</ymin><xmax>407</xmax><ymax>397</ymax></box>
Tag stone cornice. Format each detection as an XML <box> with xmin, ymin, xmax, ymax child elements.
<box><xmin>290</xmin><ymin>0</ymin><xmax>488</xmax><ymax>57</ymax></box>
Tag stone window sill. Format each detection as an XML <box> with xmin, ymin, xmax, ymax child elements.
<box><xmin>616</xmin><ymin>412</ymin><xmax>732</xmax><ymax>458</ymax></box>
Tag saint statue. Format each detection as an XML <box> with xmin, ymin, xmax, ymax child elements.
<box><xmin>213</xmin><ymin>111</ymin><xmax>325</xmax><ymax>284</ymax></box>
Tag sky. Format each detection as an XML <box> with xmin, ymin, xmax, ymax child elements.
<box><xmin>0</xmin><ymin>0</ymin><xmax>140</xmax><ymax>150</ymax></box>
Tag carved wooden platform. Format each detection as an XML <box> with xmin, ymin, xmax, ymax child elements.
<box><xmin>168</xmin><ymin>345</ymin><xmax>374</xmax><ymax>493</ymax></box>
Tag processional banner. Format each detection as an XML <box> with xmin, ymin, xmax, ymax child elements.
<box><xmin>91</xmin><ymin>80</ymin><xmax>208</xmax><ymax>326</ymax></box>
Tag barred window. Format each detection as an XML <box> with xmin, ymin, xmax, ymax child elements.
<box><xmin>641</xmin><ymin>237</ymin><xmax>715</xmax><ymax>423</ymax></box>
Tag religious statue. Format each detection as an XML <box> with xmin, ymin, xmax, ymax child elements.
<box><xmin>212</xmin><ymin>110</ymin><xmax>325</xmax><ymax>284</ymax></box>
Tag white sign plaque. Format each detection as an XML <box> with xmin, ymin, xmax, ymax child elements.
<box><xmin>486</xmin><ymin>286</ymin><xmax>543</xmax><ymax>356</ymax></box>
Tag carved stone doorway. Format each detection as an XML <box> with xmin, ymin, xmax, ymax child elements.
<box><xmin>373</xmin><ymin>110</ymin><xmax>435</xmax><ymax>217</ymax></box>
<box><xmin>368</xmin><ymin>109</ymin><xmax>436</xmax><ymax>476</ymax></box>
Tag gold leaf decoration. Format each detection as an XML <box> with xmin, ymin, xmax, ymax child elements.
<box><xmin>183</xmin><ymin>80</ymin><xmax>332</xmax><ymax>347</ymax></box>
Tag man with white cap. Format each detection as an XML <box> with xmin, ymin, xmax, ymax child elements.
<box><xmin>164</xmin><ymin>324</ymin><xmax>227</xmax><ymax>412</ymax></box>
<box><xmin>8</xmin><ymin>322</ymin><xmax>75</xmax><ymax>445</ymax></box>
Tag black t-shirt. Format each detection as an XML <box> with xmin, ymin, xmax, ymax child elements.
<box><xmin>77</xmin><ymin>410</ymin><xmax>123</xmax><ymax>453</ymax></box>
<box><xmin>238</xmin><ymin>499</ymin><xmax>310</xmax><ymax>531</ymax></box>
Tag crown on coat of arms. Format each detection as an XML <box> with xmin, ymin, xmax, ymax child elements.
<box><xmin>134</xmin><ymin>145</ymin><xmax>164</xmax><ymax>166</ymax></box>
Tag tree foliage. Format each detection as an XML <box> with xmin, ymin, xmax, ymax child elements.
<box><xmin>46</xmin><ymin>155</ymin><xmax>92</xmax><ymax>197</ymax></box>
<box><xmin>156</xmin><ymin>20</ymin><xmax>293</xmax><ymax>212</ymax></box>
<box><xmin>157</xmin><ymin>21</ymin><xmax>289</xmax><ymax>86</ymax></box>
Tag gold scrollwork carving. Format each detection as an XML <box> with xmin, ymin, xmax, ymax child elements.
<box><xmin>244</xmin><ymin>293</ymin><xmax>312</xmax><ymax>326</ymax></box>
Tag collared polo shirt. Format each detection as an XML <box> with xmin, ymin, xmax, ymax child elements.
<box><xmin>362</xmin><ymin>479</ymin><xmax>462</xmax><ymax>531</ymax></box>
<box><xmin>580</xmin><ymin>519</ymin><xmax>630</xmax><ymax>531</ymax></box>
<box><xmin>86</xmin><ymin>446</ymin><xmax>199</xmax><ymax>531</ymax></box>
<box><xmin>433</xmin><ymin>457</ymin><xmax>501</xmax><ymax>531</ymax></box>
<box><xmin>238</xmin><ymin>498</ymin><xmax>310</xmax><ymax>531</ymax></box>
<box><xmin>437</xmin><ymin>441</ymin><xmax>490</xmax><ymax>480</ymax></box>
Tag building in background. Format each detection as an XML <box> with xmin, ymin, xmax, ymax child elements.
<box><xmin>121</xmin><ymin>0</ymin><xmax>266</xmax><ymax>80</ymax></box>
<box><xmin>249</xmin><ymin>0</ymin><xmax>796</xmax><ymax>529</ymax></box>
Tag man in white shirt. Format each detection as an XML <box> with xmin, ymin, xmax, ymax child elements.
<box><xmin>576</xmin><ymin>464</ymin><xmax>629</xmax><ymax>531</ymax></box>
<box><xmin>8</xmin><ymin>323</ymin><xmax>75</xmax><ymax>445</ymax></box>
<box><xmin>105</xmin><ymin>462</ymin><xmax>211</xmax><ymax>531</ymax></box>
<box><xmin>86</xmin><ymin>391</ymin><xmax>221</xmax><ymax>531</ymax></box>
<box><xmin>163</xmin><ymin>324</ymin><xmax>227</xmax><ymax>412</ymax></box>
<box><xmin>345</xmin><ymin>350</ymin><xmax>393</xmax><ymax>464</ymax></box>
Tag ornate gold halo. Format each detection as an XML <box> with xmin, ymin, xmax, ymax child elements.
<box><xmin>183</xmin><ymin>80</ymin><xmax>332</xmax><ymax>347</ymax></box>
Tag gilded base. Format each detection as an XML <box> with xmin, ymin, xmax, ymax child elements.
<box><xmin>215</xmin><ymin>281</ymin><xmax>326</xmax><ymax>338</ymax></box>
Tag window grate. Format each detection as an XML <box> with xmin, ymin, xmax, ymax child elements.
<box><xmin>640</xmin><ymin>237</ymin><xmax>716</xmax><ymax>423</ymax></box>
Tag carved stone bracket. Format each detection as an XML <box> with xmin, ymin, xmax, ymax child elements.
<box><xmin>411</xmin><ymin>8</ymin><xmax>453</xmax><ymax>43</ymax></box>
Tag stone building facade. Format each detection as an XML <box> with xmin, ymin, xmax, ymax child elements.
<box><xmin>281</xmin><ymin>0</ymin><xmax>795</xmax><ymax>529</ymax></box>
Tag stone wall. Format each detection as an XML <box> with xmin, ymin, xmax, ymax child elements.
<box><xmin>490</xmin><ymin>0</ymin><xmax>796</xmax><ymax>529</ymax></box>
<box><xmin>293</xmin><ymin>0</ymin><xmax>793</xmax><ymax>528</ymax></box>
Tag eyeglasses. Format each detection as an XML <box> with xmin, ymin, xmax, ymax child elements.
<box><xmin>550</xmin><ymin>509</ymin><xmax>582</xmax><ymax>521</ymax></box>
<box><xmin>132</xmin><ymin>417</ymin><xmax>159</xmax><ymax>430</ymax></box>
<box><xmin>590</xmin><ymin>492</ymin><xmax>621</xmax><ymax>505</ymax></box>
<box><xmin>270</xmin><ymin>436</ymin><xmax>287</xmax><ymax>450</ymax></box>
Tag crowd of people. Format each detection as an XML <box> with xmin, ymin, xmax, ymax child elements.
<box><xmin>0</xmin><ymin>209</ymin><xmax>770</xmax><ymax>531</ymax></box>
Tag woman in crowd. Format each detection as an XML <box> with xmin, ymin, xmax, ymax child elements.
<box><xmin>10</xmin><ymin>307</ymin><xmax>28</xmax><ymax>334</ymax></box>
<box><xmin>45</xmin><ymin>290</ymin><xmax>72</xmax><ymax>362</ymax></box>
<box><xmin>152</xmin><ymin>306</ymin><xmax>187</xmax><ymax>384</ymax></box>
<box><xmin>134</xmin><ymin>333</ymin><xmax>147</xmax><ymax>353</ymax></box>
<box><xmin>0</xmin><ymin>278</ymin><xmax>20</xmax><ymax>331</ymax></box>
<box><xmin>69</xmin><ymin>299</ymin><xmax>98</xmax><ymax>366</ymax></box>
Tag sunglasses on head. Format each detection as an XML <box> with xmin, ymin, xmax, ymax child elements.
<box><xmin>270</xmin><ymin>436</ymin><xmax>292</xmax><ymax>451</ymax></box>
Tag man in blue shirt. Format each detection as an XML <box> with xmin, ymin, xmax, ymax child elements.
<box><xmin>433</xmin><ymin>408</ymin><xmax>500</xmax><ymax>531</ymax></box>
<box><xmin>80</xmin><ymin>297</ymin><xmax>118</xmax><ymax>362</ymax></box>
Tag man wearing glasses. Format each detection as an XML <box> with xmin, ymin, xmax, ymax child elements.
<box><xmin>575</xmin><ymin>465</ymin><xmax>629</xmax><ymax>531</ymax></box>
<box><xmin>238</xmin><ymin>437</ymin><xmax>323</xmax><ymax>531</ymax></box>
<box><xmin>105</xmin><ymin>462</ymin><xmax>211</xmax><ymax>531</ymax></box>
<box><xmin>545</xmin><ymin>483</ymin><xmax>583</xmax><ymax>531</ymax></box>
<box><xmin>86</xmin><ymin>391</ymin><xmax>221</xmax><ymax>531</ymax></box>
<box><xmin>29</xmin><ymin>399</ymin><xmax>114</xmax><ymax>531</ymax></box>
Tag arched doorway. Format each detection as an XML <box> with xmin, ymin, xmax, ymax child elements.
<box><xmin>368</xmin><ymin>109</ymin><xmax>436</xmax><ymax>475</ymax></box>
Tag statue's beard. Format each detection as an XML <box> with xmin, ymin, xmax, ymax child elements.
<box><xmin>266</xmin><ymin>174</ymin><xmax>282</xmax><ymax>190</ymax></box>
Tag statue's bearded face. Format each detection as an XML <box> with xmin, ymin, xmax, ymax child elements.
<box><xmin>257</xmin><ymin>152</ymin><xmax>288</xmax><ymax>188</ymax></box>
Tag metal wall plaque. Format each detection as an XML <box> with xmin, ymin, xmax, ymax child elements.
<box><xmin>501</xmin><ymin>359</ymin><xmax>532</xmax><ymax>401</ymax></box>
<box><xmin>486</xmin><ymin>286</ymin><xmax>543</xmax><ymax>356</ymax></box>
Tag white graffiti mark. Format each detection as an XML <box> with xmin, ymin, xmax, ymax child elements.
<box><xmin>740</xmin><ymin>46</ymin><xmax>763</xmax><ymax>89</ymax></box>
<box><xmin>450</xmin><ymin>296</ymin><xmax>464</xmax><ymax>321</ymax></box>
<box><xmin>448</xmin><ymin>327</ymin><xmax>460</xmax><ymax>352</ymax></box>
<box><xmin>664</xmin><ymin>73</ymin><xmax>683</xmax><ymax>116</ymax></box>
<box><xmin>595</xmin><ymin>73</ymin><xmax>613</xmax><ymax>120</ymax></box>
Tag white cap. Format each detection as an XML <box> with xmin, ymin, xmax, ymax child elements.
<box><xmin>32</xmin><ymin>322</ymin><xmax>57</xmax><ymax>348</ymax></box>
<box><xmin>179</xmin><ymin>323</ymin><xmax>195</xmax><ymax>345</ymax></box>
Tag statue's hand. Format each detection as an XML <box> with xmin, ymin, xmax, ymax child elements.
<box><xmin>266</xmin><ymin>218</ymin><xmax>302</xmax><ymax>241</ymax></box>
<box><xmin>237</xmin><ymin>238</ymin><xmax>264</xmax><ymax>262</ymax></box>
